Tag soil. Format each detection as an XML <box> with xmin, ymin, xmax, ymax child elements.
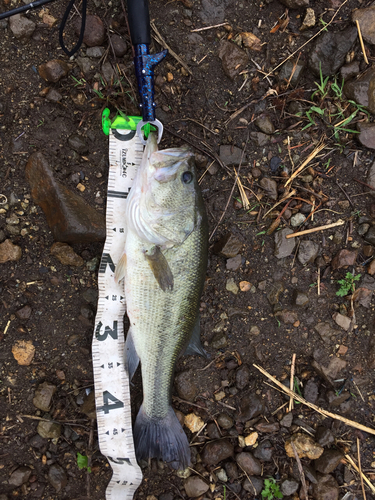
<box><xmin>0</xmin><ymin>0</ymin><xmax>374</xmax><ymax>499</ymax></box>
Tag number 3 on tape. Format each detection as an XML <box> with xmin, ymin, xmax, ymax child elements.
<box><xmin>92</xmin><ymin>117</ymin><xmax>144</xmax><ymax>499</ymax></box>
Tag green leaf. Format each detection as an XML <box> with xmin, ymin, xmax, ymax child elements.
<box><xmin>77</xmin><ymin>452</ymin><xmax>88</xmax><ymax>470</ymax></box>
<box><xmin>311</xmin><ymin>106</ymin><xmax>325</xmax><ymax>115</ymax></box>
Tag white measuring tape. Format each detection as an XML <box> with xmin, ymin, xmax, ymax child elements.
<box><xmin>92</xmin><ymin>127</ymin><xmax>143</xmax><ymax>499</ymax></box>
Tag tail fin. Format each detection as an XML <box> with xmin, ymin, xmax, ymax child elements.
<box><xmin>133</xmin><ymin>405</ymin><xmax>191</xmax><ymax>470</ymax></box>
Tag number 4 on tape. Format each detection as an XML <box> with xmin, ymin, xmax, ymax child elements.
<box><xmin>92</xmin><ymin>125</ymin><xmax>143</xmax><ymax>499</ymax></box>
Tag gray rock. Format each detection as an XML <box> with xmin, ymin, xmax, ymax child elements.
<box><xmin>304</xmin><ymin>379</ymin><xmax>319</xmax><ymax>404</ymax></box>
<box><xmin>159</xmin><ymin>493</ymin><xmax>174</xmax><ymax>500</ymax></box>
<box><xmin>213</xmin><ymin>232</ymin><xmax>242</xmax><ymax>257</ymax></box>
<box><xmin>48</xmin><ymin>464</ymin><xmax>67</xmax><ymax>492</ymax></box>
<box><xmin>86</xmin><ymin>46</ymin><xmax>105</xmax><ymax>58</ymax></box>
<box><xmin>175</xmin><ymin>370</ymin><xmax>198</xmax><ymax>402</ymax></box>
<box><xmin>315</xmin><ymin>426</ymin><xmax>335</xmax><ymax>447</ymax></box>
<box><xmin>254</xmin><ymin>115</ymin><xmax>274</xmax><ymax>135</ymax></box>
<box><xmin>259</xmin><ymin>177</ymin><xmax>278</xmax><ymax>200</ymax></box>
<box><xmin>9</xmin><ymin>466</ymin><xmax>32</xmax><ymax>486</ymax></box>
<box><xmin>217</xmin><ymin>413</ymin><xmax>234</xmax><ymax>430</ymax></box>
<box><xmin>253</xmin><ymin>440</ymin><xmax>274</xmax><ymax>461</ymax></box>
<box><xmin>76</xmin><ymin>56</ymin><xmax>95</xmax><ymax>76</ymax></box>
<box><xmin>9</xmin><ymin>14</ymin><xmax>35</xmax><ymax>40</ymax></box>
<box><xmin>327</xmin><ymin>390</ymin><xmax>350</xmax><ymax>407</ymax></box>
<box><xmin>199</xmin><ymin>0</ymin><xmax>225</xmax><ymax>24</ymax></box>
<box><xmin>219</xmin><ymin>40</ymin><xmax>248</xmax><ymax>80</ymax></box>
<box><xmin>33</xmin><ymin>381</ymin><xmax>57</xmax><ymax>411</ymax></box>
<box><xmin>298</xmin><ymin>240</ymin><xmax>319</xmax><ymax>265</ymax></box>
<box><xmin>110</xmin><ymin>34</ymin><xmax>127</xmax><ymax>57</ymax></box>
<box><xmin>309</xmin><ymin>27</ymin><xmax>357</xmax><ymax>77</ymax></box>
<box><xmin>184</xmin><ymin>476</ymin><xmax>209</xmax><ymax>497</ymax></box>
<box><xmin>278</xmin><ymin>58</ymin><xmax>305</xmax><ymax>86</ymax></box>
<box><xmin>293</xmin><ymin>290</ymin><xmax>309</xmax><ymax>307</ymax></box>
<box><xmin>102</xmin><ymin>61</ymin><xmax>115</xmax><ymax>83</ymax></box>
<box><xmin>236</xmin><ymin>364</ymin><xmax>251</xmax><ymax>390</ymax></box>
<box><xmin>242</xmin><ymin>476</ymin><xmax>263</xmax><ymax>495</ymax></box>
<box><xmin>312</xmin><ymin>355</ymin><xmax>347</xmax><ymax>386</ymax></box>
<box><xmin>290</xmin><ymin>213</ymin><xmax>306</xmax><ymax>227</ymax></box>
<box><xmin>68</xmin><ymin>134</ymin><xmax>89</xmax><ymax>155</ymax></box>
<box><xmin>211</xmin><ymin>331</ymin><xmax>228</xmax><ymax>349</ymax></box>
<box><xmin>250</xmin><ymin>131</ymin><xmax>270</xmax><ymax>146</ymax></box>
<box><xmin>358</xmin><ymin>223</ymin><xmax>370</xmax><ymax>236</ymax></box>
<box><xmin>28</xmin><ymin>434</ymin><xmax>48</xmax><ymax>450</ymax></box>
<box><xmin>340</xmin><ymin>61</ymin><xmax>360</xmax><ymax>81</ymax></box>
<box><xmin>226</xmin><ymin>277</ymin><xmax>239</xmax><ymax>295</ymax></box>
<box><xmin>365</xmin><ymin>226</ymin><xmax>375</xmax><ymax>245</ymax></box>
<box><xmin>236</xmin><ymin>452</ymin><xmax>261</xmax><ymax>475</ymax></box>
<box><xmin>358</xmin><ymin>122</ymin><xmax>375</xmax><ymax>150</ymax></box>
<box><xmin>279</xmin><ymin>0</ymin><xmax>308</xmax><ymax>7</ymax></box>
<box><xmin>201</xmin><ymin>439</ymin><xmax>234</xmax><ymax>465</ymax></box>
<box><xmin>226</xmin><ymin>254</ymin><xmax>242</xmax><ymax>271</ymax></box>
<box><xmin>312</xmin><ymin>473</ymin><xmax>339</xmax><ymax>500</ymax></box>
<box><xmin>37</xmin><ymin>420</ymin><xmax>61</xmax><ymax>439</ymax></box>
<box><xmin>219</xmin><ymin>144</ymin><xmax>243</xmax><ymax>166</ymax></box>
<box><xmin>352</xmin><ymin>6</ymin><xmax>375</xmax><ymax>46</ymax></box>
<box><xmin>332</xmin><ymin>312</ymin><xmax>351</xmax><ymax>331</ymax></box>
<box><xmin>314</xmin><ymin>322</ymin><xmax>338</xmax><ymax>343</ymax></box>
<box><xmin>206</xmin><ymin>422</ymin><xmax>221</xmax><ymax>439</ymax></box>
<box><xmin>344</xmin><ymin>68</ymin><xmax>375</xmax><ymax>114</ymax></box>
<box><xmin>281</xmin><ymin>479</ymin><xmax>299</xmax><ymax>496</ymax></box>
<box><xmin>274</xmin><ymin>228</ymin><xmax>295</xmax><ymax>258</ymax></box>
<box><xmin>45</xmin><ymin>89</ymin><xmax>63</xmax><ymax>104</ymax></box>
<box><xmin>236</xmin><ymin>394</ymin><xmax>264</xmax><ymax>422</ymax></box>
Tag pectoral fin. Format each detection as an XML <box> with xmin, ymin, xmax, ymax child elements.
<box><xmin>145</xmin><ymin>246</ymin><xmax>174</xmax><ymax>291</ymax></box>
<box><xmin>114</xmin><ymin>253</ymin><xmax>127</xmax><ymax>283</ymax></box>
<box><xmin>184</xmin><ymin>314</ymin><xmax>209</xmax><ymax>358</ymax></box>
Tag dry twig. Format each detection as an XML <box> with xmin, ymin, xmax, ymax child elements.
<box><xmin>286</xmin><ymin>220</ymin><xmax>345</xmax><ymax>239</ymax></box>
<box><xmin>289</xmin><ymin>353</ymin><xmax>296</xmax><ymax>412</ymax></box>
<box><xmin>150</xmin><ymin>21</ymin><xmax>192</xmax><ymax>75</ymax></box>
<box><xmin>357</xmin><ymin>437</ymin><xmax>367</xmax><ymax>500</ymax></box>
<box><xmin>291</xmin><ymin>442</ymin><xmax>308</xmax><ymax>500</ymax></box>
<box><xmin>284</xmin><ymin>140</ymin><xmax>326</xmax><ymax>187</ymax></box>
<box><xmin>253</xmin><ymin>364</ymin><xmax>375</xmax><ymax>436</ymax></box>
<box><xmin>345</xmin><ymin>454</ymin><xmax>375</xmax><ymax>494</ymax></box>
<box><xmin>356</xmin><ymin>20</ymin><xmax>369</xmax><ymax>65</ymax></box>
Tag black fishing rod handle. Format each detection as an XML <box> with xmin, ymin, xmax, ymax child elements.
<box><xmin>127</xmin><ymin>0</ymin><xmax>151</xmax><ymax>45</ymax></box>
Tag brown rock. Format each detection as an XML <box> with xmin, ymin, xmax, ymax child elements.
<box><xmin>331</xmin><ymin>249</ymin><xmax>357</xmax><ymax>270</ymax></box>
<box><xmin>254</xmin><ymin>420</ymin><xmax>280</xmax><ymax>433</ymax></box>
<box><xmin>219</xmin><ymin>40</ymin><xmax>249</xmax><ymax>80</ymax></box>
<box><xmin>201</xmin><ymin>439</ymin><xmax>234</xmax><ymax>465</ymax></box>
<box><xmin>352</xmin><ymin>7</ymin><xmax>375</xmax><ymax>46</ymax></box>
<box><xmin>332</xmin><ymin>312</ymin><xmax>351</xmax><ymax>331</ymax></box>
<box><xmin>51</xmin><ymin>242</ymin><xmax>84</xmax><ymax>266</ymax></box>
<box><xmin>38</xmin><ymin>60</ymin><xmax>70</xmax><ymax>83</ymax></box>
<box><xmin>15</xmin><ymin>305</ymin><xmax>32</xmax><ymax>321</ymax></box>
<box><xmin>33</xmin><ymin>381</ymin><xmax>57</xmax><ymax>412</ymax></box>
<box><xmin>312</xmin><ymin>356</ymin><xmax>347</xmax><ymax>385</ymax></box>
<box><xmin>312</xmin><ymin>473</ymin><xmax>339</xmax><ymax>500</ymax></box>
<box><xmin>285</xmin><ymin>433</ymin><xmax>324</xmax><ymax>460</ymax></box>
<box><xmin>275</xmin><ymin>309</ymin><xmax>299</xmax><ymax>324</ymax></box>
<box><xmin>75</xmin><ymin>15</ymin><xmax>105</xmax><ymax>47</ymax></box>
<box><xmin>368</xmin><ymin>260</ymin><xmax>375</xmax><ymax>275</ymax></box>
<box><xmin>12</xmin><ymin>340</ymin><xmax>35</xmax><ymax>366</ymax></box>
<box><xmin>9</xmin><ymin>14</ymin><xmax>35</xmax><ymax>40</ymax></box>
<box><xmin>240</xmin><ymin>32</ymin><xmax>262</xmax><ymax>51</ymax></box>
<box><xmin>0</xmin><ymin>239</ymin><xmax>22</xmax><ymax>263</ymax></box>
<box><xmin>236</xmin><ymin>452</ymin><xmax>262</xmax><ymax>475</ymax></box>
<box><xmin>213</xmin><ymin>232</ymin><xmax>242</xmax><ymax>258</ymax></box>
<box><xmin>259</xmin><ymin>177</ymin><xmax>277</xmax><ymax>200</ymax></box>
<box><xmin>25</xmin><ymin>152</ymin><xmax>105</xmax><ymax>243</ymax></box>
<box><xmin>314</xmin><ymin>449</ymin><xmax>344</xmax><ymax>474</ymax></box>
<box><xmin>184</xmin><ymin>476</ymin><xmax>209</xmax><ymax>497</ymax></box>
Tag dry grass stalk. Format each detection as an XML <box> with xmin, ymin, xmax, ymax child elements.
<box><xmin>285</xmin><ymin>219</ymin><xmax>345</xmax><ymax>239</ymax></box>
<box><xmin>289</xmin><ymin>353</ymin><xmax>296</xmax><ymax>412</ymax></box>
<box><xmin>291</xmin><ymin>442</ymin><xmax>308</xmax><ymax>500</ymax></box>
<box><xmin>234</xmin><ymin>167</ymin><xmax>250</xmax><ymax>210</ymax></box>
<box><xmin>263</xmin><ymin>189</ymin><xmax>296</xmax><ymax>218</ymax></box>
<box><xmin>345</xmin><ymin>454</ymin><xmax>375</xmax><ymax>494</ymax></box>
<box><xmin>253</xmin><ymin>364</ymin><xmax>375</xmax><ymax>436</ymax></box>
<box><xmin>150</xmin><ymin>21</ymin><xmax>192</xmax><ymax>75</ymax></box>
<box><xmin>356</xmin><ymin>20</ymin><xmax>369</xmax><ymax>65</ymax></box>
<box><xmin>284</xmin><ymin>141</ymin><xmax>326</xmax><ymax>187</ymax></box>
<box><xmin>191</xmin><ymin>22</ymin><xmax>229</xmax><ymax>32</ymax></box>
<box><xmin>198</xmin><ymin>160</ymin><xmax>215</xmax><ymax>184</ymax></box>
<box><xmin>317</xmin><ymin>267</ymin><xmax>321</xmax><ymax>296</ymax></box>
<box><xmin>357</xmin><ymin>437</ymin><xmax>367</xmax><ymax>500</ymax></box>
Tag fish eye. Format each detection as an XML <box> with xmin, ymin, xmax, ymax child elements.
<box><xmin>182</xmin><ymin>171</ymin><xmax>193</xmax><ymax>184</ymax></box>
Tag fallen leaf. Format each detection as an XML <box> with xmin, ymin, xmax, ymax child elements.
<box><xmin>240</xmin><ymin>32</ymin><xmax>262</xmax><ymax>51</ymax></box>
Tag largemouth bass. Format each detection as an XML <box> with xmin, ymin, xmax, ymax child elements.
<box><xmin>115</xmin><ymin>133</ymin><xmax>208</xmax><ymax>469</ymax></box>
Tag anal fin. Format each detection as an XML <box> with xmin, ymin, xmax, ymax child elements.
<box><xmin>124</xmin><ymin>327</ymin><xmax>140</xmax><ymax>380</ymax></box>
<box><xmin>114</xmin><ymin>253</ymin><xmax>127</xmax><ymax>283</ymax></box>
<box><xmin>184</xmin><ymin>314</ymin><xmax>209</xmax><ymax>358</ymax></box>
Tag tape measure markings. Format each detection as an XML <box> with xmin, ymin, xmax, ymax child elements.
<box><xmin>92</xmin><ymin>128</ymin><xmax>143</xmax><ymax>499</ymax></box>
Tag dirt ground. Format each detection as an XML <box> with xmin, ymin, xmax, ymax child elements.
<box><xmin>0</xmin><ymin>0</ymin><xmax>375</xmax><ymax>498</ymax></box>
